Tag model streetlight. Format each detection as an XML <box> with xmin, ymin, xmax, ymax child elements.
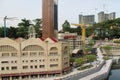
<box><xmin>4</xmin><ymin>16</ymin><xmax>18</xmax><ymax>37</ymax></box>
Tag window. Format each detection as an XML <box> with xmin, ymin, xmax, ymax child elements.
<box><xmin>64</xmin><ymin>47</ymin><xmax>68</xmax><ymax>54</ymax></box>
<box><xmin>23</xmin><ymin>60</ymin><xmax>28</xmax><ymax>63</ymax></box>
<box><xmin>2</xmin><ymin>53</ymin><xmax>9</xmax><ymax>57</ymax></box>
<box><xmin>6</xmin><ymin>67</ymin><xmax>9</xmax><ymax>70</ymax></box>
<box><xmin>11</xmin><ymin>66</ymin><xmax>17</xmax><ymax>70</ymax></box>
<box><xmin>30</xmin><ymin>60</ymin><xmax>34</xmax><ymax>62</ymax></box>
<box><xmin>23</xmin><ymin>45</ymin><xmax>44</xmax><ymax>51</ymax></box>
<box><xmin>22</xmin><ymin>52</ymin><xmax>28</xmax><ymax>56</ymax></box>
<box><xmin>1</xmin><ymin>61</ymin><xmax>9</xmax><ymax>64</ymax></box>
<box><xmin>50</xmin><ymin>59</ymin><xmax>52</xmax><ymax>61</ymax></box>
<box><xmin>56</xmin><ymin>59</ymin><xmax>58</xmax><ymax>61</ymax></box>
<box><xmin>43</xmin><ymin>59</ymin><xmax>45</xmax><ymax>62</ymax></box>
<box><xmin>26</xmin><ymin>60</ymin><xmax>28</xmax><ymax>62</ymax></box>
<box><xmin>23</xmin><ymin>66</ymin><xmax>28</xmax><ymax>69</ymax></box>
<box><xmin>64</xmin><ymin>57</ymin><xmax>69</xmax><ymax>61</ymax></box>
<box><xmin>50</xmin><ymin>59</ymin><xmax>58</xmax><ymax>62</ymax></box>
<box><xmin>64</xmin><ymin>50</ymin><xmax>68</xmax><ymax>54</ymax></box>
<box><xmin>30</xmin><ymin>66</ymin><xmax>33</xmax><ymax>69</ymax></box>
<box><xmin>50</xmin><ymin>64</ymin><xmax>58</xmax><ymax>67</ymax></box>
<box><xmin>35</xmin><ymin>60</ymin><xmax>37</xmax><ymax>62</ymax></box>
<box><xmin>53</xmin><ymin>59</ymin><xmax>55</xmax><ymax>61</ymax></box>
<box><xmin>39</xmin><ymin>59</ymin><xmax>45</xmax><ymax>62</ymax></box>
<box><xmin>30</xmin><ymin>52</ymin><xmax>37</xmax><ymax>56</ymax></box>
<box><xmin>39</xmin><ymin>52</ymin><xmax>44</xmax><ymax>56</ymax></box>
<box><xmin>22</xmin><ymin>60</ymin><xmax>24</xmax><ymax>63</ymax></box>
<box><xmin>0</xmin><ymin>45</ymin><xmax>17</xmax><ymax>52</ymax></box>
<box><xmin>35</xmin><ymin>65</ymin><xmax>37</xmax><ymax>69</ymax></box>
<box><xmin>49</xmin><ymin>52</ymin><xmax>58</xmax><ymax>56</ymax></box>
<box><xmin>1</xmin><ymin>67</ymin><xmax>4</xmax><ymax>70</ymax></box>
<box><xmin>15</xmin><ymin>61</ymin><xmax>17</xmax><ymax>63</ymax></box>
<box><xmin>64</xmin><ymin>62</ymin><xmax>68</xmax><ymax>65</ymax></box>
<box><xmin>11</xmin><ymin>61</ymin><xmax>17</xmax><ymax>63</ymax></box>
<box><xmin>39</xmin><ymin>65</ymin><xmax>45</xmax><ymax>68</ymax></box>
<box><xmin>11</xmin><ymin>53</ymin><xmax>17</xmax><ymax>57</ymax></box>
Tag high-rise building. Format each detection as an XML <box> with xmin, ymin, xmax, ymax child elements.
<box><xmin>104</xmin><ymin>14</ymin><xmax>109</xmax><ymax>21</ymax></box>
<box><xmin>109</xmin><ymin>12</ymin><xmax>116</xmax><ymax>20</ymax></box>
<box><xmin>42</xmin><ymin>0</ymin><xmax>58</xmax><ymax>39</ymax></box>
<box><xmin>98</xmin><ymin>11</ymin><xmax>105</xmax><ymax>23</ymax></box>
<box><xmin>79</xmin><ymin>15</ymin><xmax>95</xmax><ymax>25</ymax></box>
<box><xmin>98</xmin><ymin>11</ymin><xmax>116</xmax><ymax>23</ymax></box>
<box><xmin>54</xmin><ymin>0</ymin><xmax>58</xmax><ymax>38</ymax></box>
<box><xmin>54</xmin><ymin>0</ymin><xmax>58</xmax><ymax>30</ymax></box>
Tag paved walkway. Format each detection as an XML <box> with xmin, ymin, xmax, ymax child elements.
<box><xmin>79</xmin><ymin>42</ymin><xmax>112</xmax><ymax>80</ymax></box>
<box><xmin>79</xmin><ymin>59</ymin><xmax>112</xmax><ymax>80</ymax></box>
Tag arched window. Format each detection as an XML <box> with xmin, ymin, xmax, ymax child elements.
<box><xmin>49</xmin><ymin>47</ymin><xmax>58</xmax><ymax>56</ymax></box>
<box><xmin>22</xmin><ymin>45</ymin><xmax>44</xmax><ymax>56</ymax></box>
<box><xmin>64</xmin><ymin>46</ymin><xmax>68</xmax><ymax>54</ymax></box>
<box><xmin>0</xmin><ymin>45</ymin><xmax>17</xmax><ymax>52</ymax></box>
<box><xmin>0</xmin><ymin>45</ymin><xmax>18</xmax><ymax>57</ymax></box>
<box><xmin>23</xmin><ymin>45</ymin><xmax>44</xmax><ymax>51</ymax></box>
<box><xmin>50</xmin><ymin>47</ymin><xmax>58</xmax><ymax>51</ymax></box>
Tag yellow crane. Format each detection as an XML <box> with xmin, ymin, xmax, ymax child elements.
<box><xmin>71</xmin><ymin>22</ymin><xmax>90</xmax><ymax>44</ymax></box>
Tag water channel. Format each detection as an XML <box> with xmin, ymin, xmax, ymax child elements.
<box><xmin>108</xmin><ymin>69</ymin><xmax>120</xmax><ymax>80</ymax></box>
<box><xmin>108</xmin><ymin>59</ymin><xmax>120</xmax><ymax>80</ymax></box>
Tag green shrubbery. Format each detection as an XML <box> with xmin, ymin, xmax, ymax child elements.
<box><xmin>102</xmin><ymin>46</ymin><xmax>112</xmax><ymax>51</ymax></box>
<box><xmin>103</xmin><ymin>56</ymin><xmax>111</xmax><ymax>60</ymax></box>
<box><xmin>85</xmin><ymin>54</ymin><xmax>97</xmax><ymax>62</ymax></box>
<box><xmin>72</xmin><ymin>54</ymin><xmax>96</xmax><ymax>67</ymax></box>
<box><xmin>77</xmin><ymin>65</ymin><xmax>93</xmax><ymax>70</ymax></box>
<box><xmin>113</xmin><ymin>39</ymin><xmax>120</xmax><ymax>43</ymax></box>
<box><xmin>102</xmin><ymin>46</ymin><xmax>112</xmax><ymax>56</ymax></box>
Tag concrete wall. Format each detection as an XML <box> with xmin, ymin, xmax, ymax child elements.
<box><xmin>90</xmin><ymin>60</ymin><xmax>112</xmax><ymax>80</ymax></box>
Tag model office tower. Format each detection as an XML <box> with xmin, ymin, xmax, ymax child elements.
<box><xmin>79</xmin><ymin>15</ymin><xmax>95</xmax><ymax>25</ymax></box>
<box><xmin>42</xmin><ymin>0</ymin><xmax>58</xmax><ymax>39</ymax></box>
<box><xmin>98</xmin><ymin>11</ymin><xmax>116</xmax><ymax>23</ymax></box>
<box><xmin>54</xmin><ymin>0</ymin><xmax>58</xmax><ymax>38</ymax></box>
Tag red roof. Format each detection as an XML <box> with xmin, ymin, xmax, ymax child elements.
<box><xmin>40</xmin><ymin>37</ymin><xmax>45</xmax><ymax>41</ymax></box>
<box><xmin>40</xmin><ymin>37</ymin><xmax>58</xmax><ymax>42</ymax></box>
<box><xmin>50</xmin><ymin>37</ymin><xmax>58</xmax><ymax>42</ymax></box>
<box><xmin>64</xmin><ymin>36</ymin><xmax>77</xmax><ymax>39</ymax></box>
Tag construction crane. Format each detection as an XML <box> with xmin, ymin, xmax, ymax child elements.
<box><xmin>71</xmin><ymin>22</ymin><xmax>90</xmax><ymax>44</ymax></box>
<box><xmin>4</xmin><ymin>16</ymin><xmax>18</xmax><ymax>37</ymax></box>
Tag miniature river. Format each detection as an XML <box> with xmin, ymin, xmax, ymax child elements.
<box><xmin>108</xmin><ymin>69</ymin><xmax>120</xmax><ymax>80</ymax></box>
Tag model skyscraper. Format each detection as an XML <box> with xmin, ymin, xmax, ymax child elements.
<box><xmin>42</xmin><ymin>0</ymin><xmax>58</xmax><ymax>38</ymax></box>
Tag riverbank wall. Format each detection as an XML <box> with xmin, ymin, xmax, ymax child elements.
<box><xmin>90</xmin><ymin>60</ymin><xmax>112</xmax><ymax>80</ymax></box>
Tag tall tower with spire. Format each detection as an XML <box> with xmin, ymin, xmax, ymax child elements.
<box><xmin>42</xmin><ymin>0</ymin><xmax>58</xmax><ymax>39</ymax></box>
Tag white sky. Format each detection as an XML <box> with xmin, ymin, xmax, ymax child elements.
<box><xmin>0</xmin><ymin>0</ymin><xmax>120</xmax><ymax>30</ymax></box>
